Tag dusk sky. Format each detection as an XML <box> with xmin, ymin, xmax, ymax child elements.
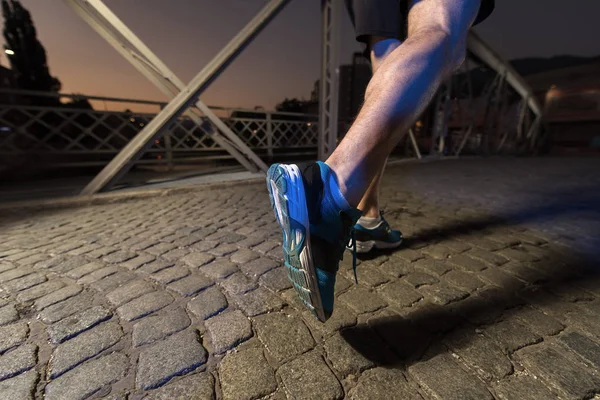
<box><xmin>1</xmin><ymin>0</ymin><xmax>599</xmax><ymax>110</ymax></box>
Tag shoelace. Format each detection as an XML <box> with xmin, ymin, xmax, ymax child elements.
<box><xmin>349</xmin><ymin>228</ymin><xmax>358</xmax><ymax>283</ymax></box>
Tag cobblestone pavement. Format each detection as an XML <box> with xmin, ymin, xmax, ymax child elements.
<box><xmin>0</xmin><ymin>158</ymin><xmax>598</xmax><ymax>399</ymax></box>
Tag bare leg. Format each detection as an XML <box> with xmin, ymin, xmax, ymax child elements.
<box><xmin>357</xmin><ymin>37</ymin><xmax>401</xmax><ymax>218</ymax></box>
<box><xmin>327</xmin><ymin>0</ymin><xmax>481</xmax><ymax>207</ymax></box>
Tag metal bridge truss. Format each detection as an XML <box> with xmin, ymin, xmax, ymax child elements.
<box><xmin>0</xmin><ymin>0</ymin><xmax>544</xmax><ymax>194</ymax></box>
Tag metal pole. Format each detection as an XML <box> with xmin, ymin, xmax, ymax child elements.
<box><xmin>266</xmin><ymin>112</ymin><xmax>273</xmax><ymax>161</ymax></box>
<box><xmin>70</xmin><ymin>0</ymin><xmax>289</xmax><ymax>194</ymax></box>
<box><xmin>318</xmin><ymin>0</ymin><xmax>342</xmax><ymax>161</ymax></box>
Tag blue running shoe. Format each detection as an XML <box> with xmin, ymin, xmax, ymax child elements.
<box><xmin>352</xmin><ymin>212</ymin><xmax>403</xmax><ymax>253</ymax></box>
<box><xmin>266</xmin><ymin>161</ymin><xmax>361</xmax><ymax>322</ymax></box>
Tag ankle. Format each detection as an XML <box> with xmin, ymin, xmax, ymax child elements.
<box><xmin>360</xmin><ymin>208</ymin><xmax>380</xmax><ymax>218</ymax></box>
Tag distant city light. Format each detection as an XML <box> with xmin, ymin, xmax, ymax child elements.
<box><xmin>307</xmin><ymin>122</ymin><xmax>312</xmax><ymax>127</ymax></box>
<box><xmin>4</xmin><ymin>49</ymin><xmax>14</xmax><ymax>55</ymax></box>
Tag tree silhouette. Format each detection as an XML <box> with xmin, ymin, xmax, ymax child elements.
<box><xmin>2</xmin><ymin>0</ymin><xmax>60</xmax><ymax>102</ymax></box>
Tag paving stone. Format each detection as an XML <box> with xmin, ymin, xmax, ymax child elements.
<box><xmin>145</xmin><ymin>242</ymin><xmax>177</xmax><ymax>257</ymax></box>
<box><xmin>236</xmin><ymin>236</ymin><xmax>266</xmax><ymax>249</ymax></box>
<box><xmin>87</xmin><ymin>246</ymin><xmax>119</xmax><ymax>259</ymax></box>
<box><xmin>0</xmin><ymin>322</ymin><xmax>29</xmax><ymax>353</ymax></box>
<box><xmin>0</xmin><ymin>369</ymin><xmax>38</xmax><ymax>400</ymax></box>
<box><xmin>77</xmin><ymin>266</ymin><xmax>120</xmax><ymax>285</ymax></box>
<box><xmin>102</xmin><ymin>250</ymin><xmax>136</xmax><ymax>264</ymax></box>
<box><xmin>181</xmin><ymin>252</ymin><xmax>215</xmax><ymax>268</ymax></box>
<box><xmin>39</xmin><ymin>294</ymin><xmax>94</xmax><ymax>324</ymax></box>
<box><xmin>413</xmin><ymin>258</ymin><xmax>452</xmax><ymax>276</ymax></box>
<box><xmin>230</xmin><ymin>287</ymin><xmax>285</xmax><ymax>317</ymax></box>
<box><xmin>230</xmin><ymin>249</ymin><xmax>260</xmax><ymax>264</ymax></box>
<box><xmin>219</xmin><ymin>272</ymin><xmax>257</xmax><ymax>294</ymax></box>
<box><xmin>0</xmin><ymin>343</ymin><xmax>37</xmax><ymax>380</ymax></box>
<box><xmin>121</xmin><ymin>254</ymin><xmax>156</xmax><ymax>270</ymax></box>
<box><xmin>442</xmin><ymin>270</ymin><xmax>484</xmax><ymax>292</ymax></box>
<box><xmin>444</xmin><ymin>329</ymin><xmax>513</xmax><ymax>381</ymax></box>
<box><xmin>559</xmin><ymin>332</ymin><xmax>600</xmax><ymax>368</ymax></box>
<box><xmin>302</xmin><ymin>305</ymin><xmax>358</xmax><ymax>337</ymax></box>
<box><xmin>254</xmin><ymin>312</ymin><xmax>314</xmax><ymax>363</ymax></box>
<box><xmin>467</xmin><ymin>237</ymin><xmax>507</xmax><ymax>251</ymax></box>
<box><xmin>501</xmin><ymin>262</ymin><xmax>547</xmax><ymax>284</ymax></box>
<box><xmin>484</xmin><ymin>318</ymin><xmax>542</xmax><ymax>353</ymax></box>
<box><xmin>339</xmin><ymin>286</ymin><xmax>387</xmax><ymax>313</ymax></box>
<box><xmin>512</xmin><ymin>307</ymin><xmax>565</xmax><ymax>336</ymax></box>
<box><xmin>187</xmin><ymin>287</ymin><xmax>228</xmax><ymax>320</ymax></box>
<box><xmin>419</xmin><ymin>283</ymin><xmax>469</xmax><ymax>305</ymax></box>
<box><xmin>348</xmin><ymin>368</ymin><xmax>424</xmax><ymax>400</ymax></box>
<box><xmin>517</xmin><ymin>345</ymin><xmax>600</xmax><ymax>399</ymax></box>
<box><xmin>207</xmin><ymin>243</ymin><xmax>238</xmax><ymax>258</ymax></box>
<box><xmin>67</xmin><ymin>261</ymin><xmax>105</xmax><ymax>280</ymax></box>
<box><xmin>191</xmin><ymin>240</ymin><xmax>219</xmax><ymax>252</ymax></box>
<box><xmin>404</xmin><ymin>272</ymin><xmax>439</xmax><ymax>287</ymax></box>
<box><xmin>0</xmin><ymin>261</ymin><xmax>15</xmax><ymax>273</ymax></box>
<box><xmin>278</xmin><ymin>351</ymin><xmax>343</xmax><ymax>400</ymax></box>
<box><xmin>408</xmin><ymin>353</ymin><xmax>493</xmax><ymax>400</ymax></box>
<box><xmin>219</xmin><ymin>347</ymin><xmax>277</xmax><ymax>400</ymax></box>
<box><xmin>107</xmin><ymin>280</ymin><xmax>155</xmax><ymax>307</ymax></box>
<box><xmin>90</xmin><ymin>271</ymin><xmax>136</xmax><ymax>293</ymax></box>
<box><xmin>478</xmin><ymin>267</ymin><xmax>524</xmax><ymax>289</ymax></box>
<box><xmin>2</xmin><ymin>272</ymin><xmax>46</xmax><ymax>293</ymax></box>
<box><xmin>48</xmin><ymin>305</ymin><xmax>112</xmax><ymax>344</ymax></box>
<box><xmin>137</xmin><ymin>330</ymin><xmax>207</xmax><ymax>390</ymax></box>
<box><xmin>494</xmin><ymin>375</ymin><xmax>556</xmax><ymax>400</ymax></box>
<box><xmin>138</xmin><ymin>259</ymin><xmax>176</xmax><ymax>275</ymax></box>
<box><xmin>421</xmin><ymin>244</ymin><xmax>453</xmax><ymax>260</ymax></box>
<box><xmin>334</xmin><ymin>274</ymin><xmax>354</xmax><ymax>293</ymax></box>
<box><xmin>447</xmin><ymin>254</ymin><xmax>488</xmax><ymax>272</ymax></box>
<box><xmin>378</xmin><ymin>281</ymin><xmax>422</xmax><ymax>308</ymax></box>
<box><xmin>497</xmin><ymin>247</ymin><xmax>540</xmax><ymax>262</ymax></box>
<box><xmin>0</xmin><ymin>305</ymin><xmax>18</xmax><ymax>325</ymax></box>
<box><xmin>205</xmin><ymin>310</ymin><xmax>252</xmax><ymax>354</ymax></box>
<box><xmin>16</xmin><ymin>279</ymin><xmax>65</xmax><ymax>303</ymax></box>
<box><xmin>132</xmin><ymin>308</ymin><xmax>190</xmax><ymax>347</ymax></box>
<box><xmin>546</xmin><ymin>282</ymin><xmax>595</xmax><ymax>302</ymax></box>
<box><xmin>144</xmin><ymin>372</ymin><xmax>215</xmax><ymax>400</ymax></box>
<box><xmin>67</xmin><ymin>243</ymin><xmax>101</xmax><ymax>256</ymax></box>
<box><xmin>252</xmin><ymin>240</ymin><xmax>279</xmax><ymax>255</ymax></box>
<box><xmin>45</xmin><ymin>352</ymin><xmax>128</xmax><ymax>400</ymax></box>
<box><xmin>324</xmin><ymin>333</ymin><xmax>374</xmax><ymax>377</ymax></box>
<box><xmin>393</xmin><ymin>248</ymin><xmax>425</xmax><ymax>263</ymax></box>
<box><xmin>238</xmin><ymin>257</ymin><xmax>279</xmax><ymax>278</ymax></box>
<box><xmin>353</xmin><ymin>264</ymin><xmax>390</xmax><ymax>288</ymax></box>
<box><xmin>150</xmin><ymin>265</ymin><xmax>190</xmax><ymax>285</ymax></box>
<box><xmin>161</xmin><ymin>248</ymin><xmax>191</xmax><ymax>262</ymax></box>
<box><xmin>0</xmin><ymin>267</ymin><xmax>34</xmax><ymax>283</ymax></box>
<box><xmin>116</xmin><ymin>291</ymin><xmax>173</xmax><ymax>321</ymax></box>
<box><xmin>366</xmin><ymin>311</ymin><xmax>431</xmax><ymax>360</ymax></box>
<box><xmin>50</xmin><ymin>322</ymin><xmax>123</xmax><ymax>378</ymax></box>
<box><xmin>48</xmin><ymin>256</ymin><xmax>91</xmax><ymax>273</ymax></box>
<box><xmin>201</xmin><ymin>259</ymin><xmax>239</xmax><ymax>280</ymax></box>
<box><xmin>467</xmin><ymin>248</ymin><xmax>509</xmax><ymax>266</ymax></box>
<box><xmin>442</xmin><ymin>239</ymin><xmax>472</xmax><ymax>253</ymax></box>
<box><xmin>259</xmin><ymin>267</ymin><xmax>292</xmax><ymax>292</ymax></box>
<box><xmin>167</xmin><ymin>273</ymin><xmax>213</xmax><ymax>297</ymax></box>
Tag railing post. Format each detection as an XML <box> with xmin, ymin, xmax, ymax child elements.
<box><xmin>266</xmin><ymin>112</ymin><xmax>273</xmax><ymax>162</ymax></box>
<box><xmin>164</xmin><ymin>133</ymin><xmax>174</xmax><ymax>171</ymax></box>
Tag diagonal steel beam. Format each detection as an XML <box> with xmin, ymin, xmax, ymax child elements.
<box><xmin>66</xmin><ymin>0</ymin><xmax>289</xmax><ymax>195</ymax></box>
<box><xmin>66</xmin><ymin>0</ymin><xmax>261</xmax><ymax>175</ymax></box>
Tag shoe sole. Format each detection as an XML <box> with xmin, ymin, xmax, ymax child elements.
<box><xmin>266</xmin><ymin>164</ymin><xmax>327</xmax><ymax>322</ymax></box>
<box><xmin>353</xmin><ymin>238</ymin><xmax>403</xmax><ymax>253</ymax></box>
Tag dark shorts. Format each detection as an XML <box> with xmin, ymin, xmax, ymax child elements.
<box><xmin>346</xmin><ymin>0</ymin><xmax>495</xmax><ymax>44</ymax></box>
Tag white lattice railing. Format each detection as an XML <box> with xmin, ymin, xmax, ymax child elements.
<box><xmin>0</xmin><ymin>90</ymin><xmax>319</xmax><ymax>168</ymax></box>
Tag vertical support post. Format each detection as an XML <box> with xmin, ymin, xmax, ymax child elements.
<box><xmin>318</xmin><ymin>0</ymin><xmax>342</xmax><ymax>161</ymax></box>
<box><xmin>164</xmin><ymin>133</ymin><xmax>173</xmax><ymax>171</ymax></box>
<box><xmin>266</xmin><ymin>112</ymin><xmax>273</xmax><ymax>161</ymax></box>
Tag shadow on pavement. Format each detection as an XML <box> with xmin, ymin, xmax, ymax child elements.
<box><xmin>343</xmin><ymin>210</ymin><xmax>600</xmax><ymax>367</ymax></box>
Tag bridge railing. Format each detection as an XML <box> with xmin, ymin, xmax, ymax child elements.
<box><xmin>0</xmin><ymin>90</ymin><xmax>319</xmax><ymax>170</ymax></box>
